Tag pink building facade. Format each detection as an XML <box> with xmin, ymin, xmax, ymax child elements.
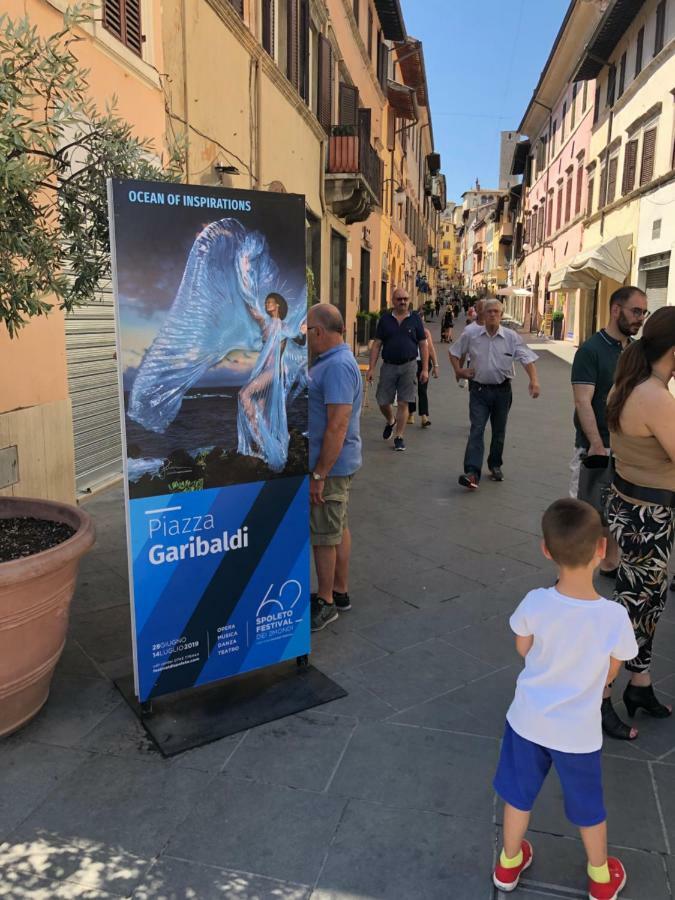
<box><xmin>510</xmin><ymin>0</ymin><xmax>604</xmax><ymax>344</ymax></box>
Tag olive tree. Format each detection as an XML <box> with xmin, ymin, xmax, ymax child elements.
<box><xmin>0</xmin><ymin>6</ymin><xmax>183</xmax><ymax>336</ymax></box>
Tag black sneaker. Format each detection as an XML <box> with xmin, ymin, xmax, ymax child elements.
<box><xmin>489</xmin><ymin>467</ymin><xmax>504</xmax><ymax>482</ymax></box>
<box><xmin>393</xmin><ymin>437</ymin><xmax>406</xmax><ymax>451</ymax></box>
<box><xmin>333</xmin><ymin>591</ymin><xmax>351</xmax><ymax>611</ymax></box>
<box><xmin>458</xmin><ymin>473</ymin><xmax>479</xmax><ymax>490</ymax></box>
<box><xmin>311</xmin><ymin>596</ymin><xmax>339</xmax><ymax>632</ymax></box>
<box><xmin>383</xmin><ymin>421</ymin><xmax>395</xmax><ymax>440</ymax></box>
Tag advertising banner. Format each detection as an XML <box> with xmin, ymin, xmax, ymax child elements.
<box><xmin>108</xmin><ymin>179</ymin><xmax>310</xmax><ymax>702</ymax></box>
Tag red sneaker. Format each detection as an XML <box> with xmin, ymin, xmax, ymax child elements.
<box><xmin>588</xmin><ymin>857</ymin><xmax>626</xmax><ymax>900</ymax></box>
<box><xmin>492</xmin><ymin>840</ymin><xmax>533</xmax><ymax>892</ymax></box>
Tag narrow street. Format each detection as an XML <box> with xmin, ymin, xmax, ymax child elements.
<box><xmin>2</xmin><ymin>322</ymin><xmax>675</xmax><ymax>900</ymax></box>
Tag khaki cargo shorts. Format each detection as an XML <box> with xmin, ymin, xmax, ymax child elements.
<box><xmin>310</xmin><ymin>475</ymin><xmax>353</xmax><ymax>546</ymax></box>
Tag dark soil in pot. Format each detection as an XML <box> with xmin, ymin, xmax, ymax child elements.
<box><xmin>0</xmin><ymin>517</ymin><xmax>76</xmax><ymax>563</ymax></box>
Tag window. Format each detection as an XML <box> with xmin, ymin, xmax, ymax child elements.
<box><xmin>262</xmin><ymin>0</ymin><xmax>274</xmax><ymax>55</ymax></box>
<box><xmin>571</xmin><ymin>84</ymin><xmax>578</xmax><ymax>129</ymax></box>
<box><xmin>229</xmin><ymin>0</ymin><xmax>244</xmax><ymax>12</ymax></box>
<box><xmin>565</xmin><ymin>171</ymin><xmax>573</xmax><ymax>223</ymax></box>
<box><xmin>103</xmin><ymin>0</ymin><xmax>143</xmax><ymax>56</ymax></box>
<box><xmin>606</xmin><ymin>65</ymin><xmax>616</xmax><ymax>108</ymax></box>
<box><xmin>353</xmin><ymin>0</ymin><xmax>359</xmax><ymax>26</ymax></box>
<box><xmin>556</xmin><ymin>189</ymin><xmax>563</xmax><ymax>230</ymax></box>
<box><xmin>640</xmin><ymin>127</ymin><xmax>658</xmax><ymax>184</ymax></box>
<box><xmin>583</xmin><ymin>79</ymin><xmax>588</xmax><ymax>113</ymax></box>
<box><xmin>635</xmin><ymin>25</ymin><xmax>644</xmax><ymax>76</ymax></box>
<box><xmin>622</xmin><ymin>138</ymin><xmax>638</xmax><ymax>193</ymax></box>
<box><xmin>587</xmin><ymin>176</ymin><xmax>595</xmax><ymax>216</ymax></box>
<box><xmin>618</xmin><ymin>51</ymin><xmax>627</xmax><ymax>98</ymax></box>
<box><xmin>655</xmin><ymin>0</ymin><xmax>666</xmax><ymax>55</ymax></box>
<box><xmin>551</xmin><ymin>119</ymin><xmax>557</xmax><ymax>155</ymax></box>
<box><xmin>606</xmin><ymin>156</ymin><xmax>619</xmax><ymax>203</ymax></box>
<box><xmin>562</xmin><ymin>102</ymin><xmax>567</xmax><ymax>141</ymax></box>
<box><xmin>546</xmin><ymin>194</ymin><xmax>553</xmax><ymax>237</ymax></box>
<box><xmin>317</xmin><ymin>34</ymin><xmax>334</xmax><ymax>134</ymax></box>
<box><xmin>367</xmin><ymin>8</ymin><xmax>373</xmax><ymax>60</ymax></box>
<box><xmin>599</xmin><ymin>163</ymin><xmax>608</xmax><ymax>207</ymax></box>
<box><xmin>575</xmin><ymin>166</ymin><xmax>584</xmax><ymax>215</ymax></box>
<box><xmin>593</xmin><ymin>83</ymin><xmax>601</xmax><ymax>124</ymax></box>
<box><xmin>537</xmin><ymin>203</ymin><xmax>545</xmax><ymax>244</ymax></box>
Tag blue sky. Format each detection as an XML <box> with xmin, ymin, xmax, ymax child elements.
<box><xmin>402</xmin><ymin>0</ymin><xmax>570</xmax><ymax>204</ymax></box>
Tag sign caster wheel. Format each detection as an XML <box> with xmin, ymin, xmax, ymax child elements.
<box><xmin>296</xmin><ymin>654</ymin><xmax>309</xmax><ymax>669</ymax></box>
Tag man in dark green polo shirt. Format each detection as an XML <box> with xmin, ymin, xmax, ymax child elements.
<box><xmin>570</xmin><ymin>285</ymin><xmax>649</xmax><ymax>573</ymax></box>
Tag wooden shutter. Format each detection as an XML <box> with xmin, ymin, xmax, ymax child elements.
<box><xmin>556</xmin><ymin>190</ymin><xmax>562</xmax><ymax>230</ymax></box>
<box><xmin>575</xmin><ymin>166</ymin><xmax>583</xmax><ymax>215</ymax></box>
<box><xmin>593</xmin><ymin>84</ymin><xmax>600</xmax><ymax>124</ymax></box>
<box><xmin>640</xmin><ymin>128</ymin><xmax>657</xmax><ymax>185</ymax></box>
<box><xmin>546</xmin><ymin>196</ymin><xmax>553</xmax><ymax>236</ymax></box>
<box><xmin>537</xmin><ymin>206</ymin><xmax>544</xmax><ymax>244</ymax></box>
<box><xmin>586</xmin><ymin>177</ymin><xmax>594</xmax><ymax>216</ymax></box>
<box><xmin>618</xmin><ymin>51</ymin><xmax>626</xmax><ymax>98</ymax></box>
<box><xmin>598</xmin><ymin>164</ymin><xmax>608</xmax><ymax>207</ymax></box>
<box><xmin>367</xmin><ymin>8</ymin><xmax>373</xmax><ymax>59</ymax></box>
<box><xmin>606</xmin><ymin>65</ymin><xmax>616</xmax><ymax>108</ymax></box>
<box><xmin>635</xmin><ymin>26</ymin><xmax>644</xmax><ymax>76</ymax></box>
<box><xmin>287</xmin><ymin>0</ymin><xmax>299</xmax><ymax>89</ymax></box>
<box><xmin>229</xmin><ymin>0</ymin><xmax>244</xmax><ymax>14</ymax></box>
<box><xmin>377</xmin><ymin>34</ymin><xmax>388</xmax><ymax>90</ymax></box>
<box><xmin>358</xmin><ymin>107</ymin><xmax>372</xmax><ymax>142</ymax></box>
<box><xmin>299</xmin><ymin>0</ymin><xmax>310</xmax><ymax>102</ymax></box>
<box><xmin>655</xmin><ymin>0</ymin><xmax>666</xmax><ymax>55</ymax></box>
<box><xmin>318</xmin><ymin>34</ymin><xmax>333</xmax><ymax>134</ymax></box>
<box><xmin>606</xmin><ymin>156</ymin><xmax>618</xmax><ymax>203</ymax></box>
<box><xmin>564</xmin><ymin>173</ymin><xmax>573</xmax><ymax>222</ymax></box>
<box><xmin>353</xmin><ymin>0</ymin><xmax>359</xmax><ymax>25</ymax></box>
<box><xmin>103</xmin><ymin>0</ymin><xmax>143</xmax><ymax>56</ymax></box>
<box><xmin>262</xmin><ymin>0</ymin><xmax>274</xmax><ymax>55</ymax></box>
<box><xmin>622</xmin><ymin>139</ymin><xmax>638</xmax><ymax>194</ymax></box>
<box><xmin>386</xmin><ymin>110</ymin><xmax>395</xmax><ymax>151</ymax></box>
<box><xmin>339</xmin><ymin>82</ymin><xmax>359</xmax><ymax>127</ymax></box>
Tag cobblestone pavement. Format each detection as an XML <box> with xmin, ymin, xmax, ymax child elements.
<box><xmin>2</xmin><ymin>320</ymin><xmax>675</xmax><ymax>899</ymax></box>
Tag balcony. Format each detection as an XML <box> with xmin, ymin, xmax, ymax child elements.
<box><xmin>325</xmin><ymin>125</ymin><xmax>384</xmax><ymax>225</ymax></box>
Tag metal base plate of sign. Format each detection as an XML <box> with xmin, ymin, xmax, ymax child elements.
<box><xmin>114</xmin><ymin>661</ymin><xmax>347</xmax><ymax>757</ymax></box>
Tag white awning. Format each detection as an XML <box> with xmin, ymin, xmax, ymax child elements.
<box><xmin>548</xmin><ymin>235</ymin><xmax>632</xmax><ymax>292</ymax></box>
<box><xmin>496</xmin><ymin>287</ymin><xmax>532</xmax><ymax>297</ymax></box>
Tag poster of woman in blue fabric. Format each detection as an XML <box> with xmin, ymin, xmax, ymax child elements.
<box><xmin>108</xmin><ymin>180</ymin><xmax>310</xmax><ymax>702</ymax></box>
<box><xmin>111</xmin><ymin>183</ymin><xmax>308</xmax><ymax>501</ymax></box>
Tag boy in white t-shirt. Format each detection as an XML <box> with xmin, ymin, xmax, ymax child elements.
<box><xmin>492</xmin><ymin>498</ymin><xmax>638</xmax><ymax>900</ymax></box>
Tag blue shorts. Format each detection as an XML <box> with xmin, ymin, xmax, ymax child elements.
<box><xmin>493</xmin><ymin>721</ymin><xmax>606</xmax><ymax>828</ymax></box>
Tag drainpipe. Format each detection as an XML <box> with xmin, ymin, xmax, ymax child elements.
<box><xmin>255</xmin><ymin>54</ymin><xmax>263</xmax><ymax>188</ymax></box>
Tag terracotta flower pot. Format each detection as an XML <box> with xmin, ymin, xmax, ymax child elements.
<box><xmin>0</xmin><ymin>497</ymin><xmax>96</xmax><ymax>737</ymax></box>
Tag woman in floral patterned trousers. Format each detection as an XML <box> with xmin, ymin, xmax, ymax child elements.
<box><xmin>603</xmin><ymin>305</ymin><xmax>675</xmax><ymax>741</ymax></box>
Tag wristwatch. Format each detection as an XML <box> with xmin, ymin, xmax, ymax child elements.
<box><xmin>311</xmin><ymin>472</ymin><xmax>325</xmax><ymax>481</ymax></box>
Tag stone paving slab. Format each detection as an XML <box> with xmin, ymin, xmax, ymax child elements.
<box><xmin>2</xmin><ymin>321</ymin><xmax>675</xmax><ymax>898</ymax></box>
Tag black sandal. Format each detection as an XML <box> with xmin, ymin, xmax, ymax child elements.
<box><xmin>601</xmin><ymin>697</ymin><xmax>637</xmax><ymax>741</ymax></box>
<box><xmin>623</xmin><ymin>683</ymin><xmax>672</xmax><ymax>719</ymax></box>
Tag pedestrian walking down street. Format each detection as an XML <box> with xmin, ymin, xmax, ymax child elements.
<box><xmin>440</xmin><ymin>306</ymin><xmax>454</xmax><ymax>343</ymax></box>
<box><xmin>307</xmin><ymin>304</ymin><xmax>362</xmax><ymax>632</ymax></box>
<box><xmin>492</xmin><ymin>499</ymin><xmax>636</xmax><ymax>900</ymax></box>
<box><xmin>601</xmin><ymin>307</ymin><xmax>675</xmax><ymax>740</ymax></box>
<box><xmin>449</xmin><ymin>299</ymin><xmax>540</xmax><ymax>490</ymax></box>
<box><xmin>408</xmin><ymin>316</ymin><xmax>439</xmax><ymax>428</ymax></box>
<box><xmin>367</xmin><ymin>287</ymin><xmax>429</xmax><ymax>452</ymax></box>
<box><xmin>570</xmin><ymin>287</ymin><xmax>649</xmax><ymax>579</ymax></box>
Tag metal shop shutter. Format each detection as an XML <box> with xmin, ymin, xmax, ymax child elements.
<box><xmin>645</xmin><ymin>266</ymin><xmax>669</xmax><ymax>313</ymax></box>
<box><xmin>65</xmin><ymin>279</ymin><xmax>123</xmax><ymax>493</ymax></box>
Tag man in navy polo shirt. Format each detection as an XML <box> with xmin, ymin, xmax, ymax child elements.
<box><xmin>307</xmin><ymin>303</ymin><xmax>363</xmax><ymax>632</ymax></box>
<box><xmin>366</xmin><ymin>287</ymin><xmax>429</xmax><ymax>451</ymax></box>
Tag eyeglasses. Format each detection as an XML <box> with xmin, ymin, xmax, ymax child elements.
<box><xmin>627</xmin><ymin>307</ymin><xmax>650</xmax><ymax>319</ymax></box>
<box><xmin>395</xmin><ymin>296</ymin><xmax>409</xmax><ymax>301</ymax></box>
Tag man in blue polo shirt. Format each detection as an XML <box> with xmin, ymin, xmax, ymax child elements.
<box><xmin>367</xmin><ymin>287</ymin><xmax>428</xmax><ymax>452</ymax></box>
<box><xmin>307</xmin><ymin>303</ymin><xmax>363</xmax><ymax>632</ymax></box>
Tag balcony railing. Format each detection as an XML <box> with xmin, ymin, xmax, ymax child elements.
<box><xmin>326</xmin><ymin>125</ymin><xmax>383</xmax><ymax>205</ymax></box>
